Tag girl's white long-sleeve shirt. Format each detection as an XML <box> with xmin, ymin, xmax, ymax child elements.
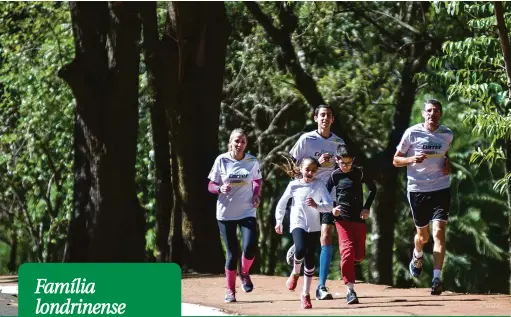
<box><xmin>275</xmin><ymin>178</ymin><xmax>333</xmax><ymax>233</ymax></box>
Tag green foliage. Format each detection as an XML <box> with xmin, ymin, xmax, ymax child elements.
<box><xmin>0</xmin><ymin>1</ymin><xmax>507</xmax><ymax>294</ymax></box>
<box><xmin>137</xmin><ymin>65</ymin><xmax>157</xmax><ymax>259</ymax></box>
<box><xmin>0</xmin><ymin>1</ymin><xmax>74</xmax><ymax>264</ymax></box>
<box><xmin>420</xmin><ymin>3</ymin><xmax>510</xmax><ymax>289</ymax></box>
<box><xmin>420</xmin><ymin>1</ymin><xmax>511</xmax><ymax>199</ymax></box>
<box><xmin>221</xmin><ymin>1</ymin><xmax>511</xmax><ymax>293</ymax></box>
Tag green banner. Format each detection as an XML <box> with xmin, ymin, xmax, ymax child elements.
<box><xmin>18</xmin><ymin>263</ymin><xmax>181</xmax><ymax>316</ymax></box>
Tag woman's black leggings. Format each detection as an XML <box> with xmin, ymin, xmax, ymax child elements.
<box><xmin>217</xmin><ymin>217</ymin><xmax>258</xmax><ymax>270</ymax></box>
<box><xmin>292</xmin><ymin>228</ymin><xmax>320</xmax><ymax>270</ymax></box>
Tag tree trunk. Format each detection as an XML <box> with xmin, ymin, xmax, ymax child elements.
<box><xmin>264</xmin><ymin>193</ymin><xmax>281</xmax><ymax>275</ymax></box>
<box><xmin>63</xmin><ymin>112</ymin><xmax>92</xmax><ymax>261</ymax></box>
<box><xmin>370</xmin><ymin>61</ymin><xmax>416</xmax><ymax>285</ymax></box>
<box><xmin>60</xmin><ymin>2</ymin><xmax>145</xmax><ymax>262</ymax></box>
<box><xmin>506</xmin><ymin>142</ymin><xmax>511</xmax><ymax>294</ymax></box>
<box><xmin>7</xmin><ymin>229</ymin><xmax>17</xmax><ymax>272</ymax></box>
<box><xmin>494</xmin><ymin>2</ymin><xmax>511</xmax><ymax>87</ymax></box>
<box><xmin>141</xmin><ymin>2</ymin><xmax>173</xmax><ymax>263</ymax></box>
<box><xmin>164</xmin><ymin>2</ymin><xmax>229</xmax><ymax>272</ymax></box>
<box><xmin>370</xmin><ymin>36</ymin><xmax>439</xmax><ymax>284</ymax></box>
<box><xmin>493</xmin><ymin>1</ymin><xmax>511</xmax><ymax>294</ymax></box>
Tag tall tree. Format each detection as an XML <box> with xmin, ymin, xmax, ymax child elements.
<box><xmin>140</xmin><ymin>2</ymin><xmax>173</xmax><ymax>263</ymax></box>
<box><xmin>245</xmin><ymin>1</ymin><xmax>446</xmax><ymax>284</ymax></box>
<box><xmin>60</xmin><ymin>2</ymin><xmax>146</xmax><ymax>261</ymax></box>
<box><xmin>164</xmin><ymin>2</ymin><xmax>230</xmax><ymax>272</ymax></box>
<box><xmin>244</xmin><ymin>1</ymin><xmax>360</xmax><ymax>158</ymax></box>
<box><xmin>492</xmin><ymin>1</ymin><xmax>511</xmax><ymax>293</ymax></box>
<box><xmin>342</xmin><ymin>2</ymin><xmax>444</xmax><ymax>285</ymax></box>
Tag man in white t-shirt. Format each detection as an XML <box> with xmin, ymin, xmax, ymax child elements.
<box><xmin>285</xmin><ymin>105</ymin><xmax>345</xmax><ymax>300</ymax></box>
<box><xmin>393</xmin><ymin>99</ymin><xmax>453</xmax><ymax>296</ymax></box>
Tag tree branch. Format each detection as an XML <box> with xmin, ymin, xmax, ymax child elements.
<box><xmin>370</xmin><ymin>9</ymin><xmax>421</xmax><ymax>35</ymax></box>
<box><xmin>246</xmin><ymin>1</ymin><xmax>364</xmax><ymax>166</ymax></box>
<box><xmin>338</xmin><ymin>2</ymin><xmax>401</xmax><ymax>50</ymax></box>
<box><xmin>259</xmin><ymin>132</ymin><xmax>302</xmax><ymax>171</ymax></box>
<box><xmin>245</xmin><ymin>1</ymin><xmax>325</xmax><ymax>109</ymax></box>
<box><xmin>256</xmin><ymin>100</ymin><xmax>297</xmax><ymax>145</ymax></box>
<box><xmin>245</xmin><ymin>2</ymin><xmax>283</xmax><ymax>43</ymax></box>
<box><xmin>13</xmin><ymin>189</ymin><xmax>43</xmax><ymax>262</ymax></box>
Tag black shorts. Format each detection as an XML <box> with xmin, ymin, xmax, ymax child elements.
<box><xmin>408</xmin><ymin>188</ymin><xmax>451</xmax><ymax>228</ymax></box>
<box><xmin>321</xmin><ymin>212</ymin><xmax>334</xmax><ymax>225</ymax></box>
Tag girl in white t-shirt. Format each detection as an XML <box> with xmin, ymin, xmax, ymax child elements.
<box><xmin>275</xmin><ymin>156</ymin><xmax>336</xmax><ymax>309</ymax></box>
<box><xmin>208</xmin><ymin>129</ymin><xmax>262</xmax><ymax>303</ymax></box>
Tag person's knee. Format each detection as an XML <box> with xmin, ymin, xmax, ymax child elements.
<box><xmin>433</xmin><ymin>224</ymin><xmax>446</xmax><ymax>244</ymax></box>
<box><xmin>304</xmin><ymin>258</ymin><xmax>316</xmax><ymax>271</ymax></box>
<box><xmin>416</xmin><ymin>228</ymin><xmax>429</xmax><ymax>245</ymax></box>
<box><xmin>320</xmin><ymin>225</ymin><xmax>333</xmax><ymax>245</ymax></box>
<box><xmin>417</xmin><ymin>232</ymin><xmax>429</xmax><ymax>245</ymax></box>
<box><xmin>294</xmin><ymin>245</ymin><xmax>306</xmax><ymax>260</ymax></box>
<box><xmin>320</xmin><ymin>235</ymin><xmax>331</xmax><ymax>245</ymax></box>
<box><xmin>225</xmin><ymin>249</ymin><xmax>238</xmax><ymax>270</ymax></box>
<box><xmin>341</xmin><ymin>243</ymin><xmax>354</xmax><ymax>258</ymax></box>
<box><xmin>243</xmin><ymin>243</ymin><xmax>257</xmax><ymax>260</ymax></box>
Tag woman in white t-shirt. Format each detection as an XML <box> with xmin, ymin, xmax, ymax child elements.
<box><xmin>275</xmin><ymin>156</ymin><xmax>336</xmax><ymax>309</ymax></box>
<box><xmin>208</xmin><ymin>129</ymin><xmax>262</xmax><ymax>303</ymax></box>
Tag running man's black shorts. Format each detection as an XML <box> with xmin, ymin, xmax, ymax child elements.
<box><xmin>321</xmin><ymin>212</ymin><xmax>335</xmax><ymax>225</ymax></box>
<box><xmin>407</xmin><ymin>187</ymin><xmax>451</xmax><ymax>228</ymax></box>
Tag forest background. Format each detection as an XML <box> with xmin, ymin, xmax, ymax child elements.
<box><xmin>0</xmin><ymin>1</ymin><xmax>510</xmax><ymax>295</ymax></box>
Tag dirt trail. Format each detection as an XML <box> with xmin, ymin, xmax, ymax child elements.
<box><xmin>182</xmin><ymin>274</ymin><xmax>511</xmax><ymax>316</ymax></box>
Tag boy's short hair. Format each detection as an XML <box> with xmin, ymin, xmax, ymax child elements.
<box><xmin>336</xmin><ymin>144</ymin><xmax>353</xmax><ymax>158</ymax></box>
<box><xmin>314</xmin><ymin>104</ymin><xmax>334</xmax><ymax>116</ymax></box>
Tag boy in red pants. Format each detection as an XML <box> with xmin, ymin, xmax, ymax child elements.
<box><xmin>326</xmin><ymin>145</ymin><xmax>376</xmax><ymax>304</ymax></box>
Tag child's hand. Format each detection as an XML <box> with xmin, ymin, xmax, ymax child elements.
<box><xmin>305</xmin><ymin>197</ymin><xmax>317</xmax><ymax>208</ymax></box>
<box><xmin>360</xmin><ymin>209</ymin><xmax>370</xmax><ymax>220</ymax></box>
<box><xmin>275</xmin><ymin>224</ymin><xmax>283</xmax><ymax>234</ymax></box>
<box><xmin>332</xmin><ymin>206</ymin><xmax>342</xmax><ymax>217</ymax></box>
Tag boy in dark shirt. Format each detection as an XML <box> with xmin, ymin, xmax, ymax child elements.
<box><xmin>326</xmin><ymin>145</ymin><xmax>377</xmax><ymax>304</ymax></box>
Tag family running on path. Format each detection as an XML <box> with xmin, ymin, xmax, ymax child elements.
<box><xmin>208</xmin><ymin>99</ymin><xmax>453</xmax><ymax>309</ymax></box>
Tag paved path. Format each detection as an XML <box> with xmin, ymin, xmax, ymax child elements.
<box><xmin>0</xmin><ymin>276</ymin><xmax>18</xmax><ymax>316</ymax></box>
<box><xmin>182</xmin><ymin>274</ymin><xmax>511</xmax><ymax>316</ymax></box>
<box><xmin>3</xmin><ymin>274</ymin><xmax>511</xmax><ymax>316</ymax></box>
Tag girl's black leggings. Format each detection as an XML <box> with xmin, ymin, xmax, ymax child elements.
<box><xmin>292</xmin><ymin>228</ymin><xmax>319</xmax><ymax>270</ymax></box>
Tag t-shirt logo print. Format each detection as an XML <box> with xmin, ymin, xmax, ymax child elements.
<box><xmin>314</xmin><ymin>149</ymin><xmax>334</xmax><ymax>167</ymax></box>
<box><xmin>422</xmin><ymin>142</ymin><xmax>444</xmax><ymax>157</ymax></box>
<box><xmin>314</xmin><ymin>149</ymin><xmax>334</xmax><ymax>157</ymax></box>
<box><xmin>422</xmin><ymin>142</ymin><xmax>442</xmax><ymax>150</ymax></box>
<box><xmin>229</xmin><ymin>173</ymin><xmax>249</xmax><ymax>187</ymax></box>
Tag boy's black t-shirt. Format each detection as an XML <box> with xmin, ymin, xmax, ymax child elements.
<box><xmin>326</xmin><ymin>166</ymin><xmax>377</xmax><ymax>223</ymax></box>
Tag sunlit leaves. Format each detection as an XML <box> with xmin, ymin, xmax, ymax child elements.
<box><xmin>0</xmin><ymin>1</ymin><xmax>74</xmax><ymax>262</ymax></box>
<box><xmin>422</xmin><ymin>2</ymin><xmax>511</xmax><ymax>201</ymax></box>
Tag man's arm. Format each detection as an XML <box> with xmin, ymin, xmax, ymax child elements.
<box><xmin>442</xmin><ymin>151</ymin><xmax>450</xmax><ymax>175</ymax></box>
<box><xmin>393</xmin><ymin>150</ymin><xmax>426</xmax><ymax>167</ymax></box>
